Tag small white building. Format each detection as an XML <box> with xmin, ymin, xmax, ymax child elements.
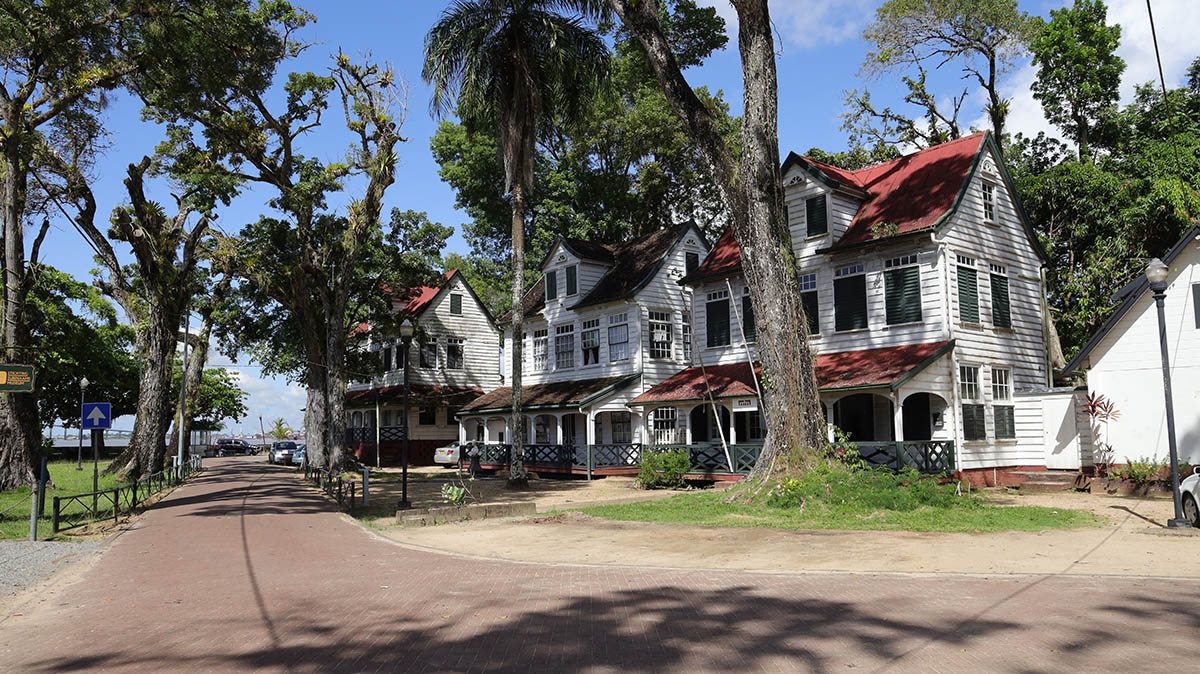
<box><xmin>1063</xmin><ymin>223</ymin><xmax>1200</xmax><ymax>466</ymax></box>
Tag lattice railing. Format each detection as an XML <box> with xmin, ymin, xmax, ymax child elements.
<box><xmin>835</xmin><ymin>441</ymin><xmax>955</xmax><ymax>474</ymax></box>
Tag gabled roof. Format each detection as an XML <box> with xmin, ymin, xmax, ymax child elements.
<box><xmin>1063</xmin><ymin>222</ymin><xmax>1200</xmax><ymax>375</ymax></box>
<box><xmin>501</xmin><ymin>223</ymin><xmax>706</xmax><ymax>322</ymax></box>
<box><xmin>460</xmin><ymin>375</ymin><xmax>638</xmax><ymax>414</ymax></box>
<box><xmin>629</xmin><ymin>340</ymin><xmax>954</xmax><ymax>405</ymax></box>
<box><xmin>685</xmin><ymin>132</ymin><xmax>1045</xmax><ymax>282</ymax></box>
<box><xmin>539</xmin><ymin>236</ymin><xmax>615</xmax><ymax>269</ymax></box>
<box><xmin>398</xmin><ymin>270</ymin><xmax>456</xmax><ymax>316</ymax></box>
<box><xmin>346</xmin><ymin>384</ymin><xmax>484</xmax><ymax>406</ymax></box>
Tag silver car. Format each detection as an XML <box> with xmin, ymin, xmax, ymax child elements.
<box><xmin>269</xmin><ymin>441</ymin><xmax>298</xmax><ymax>465</ymax></box>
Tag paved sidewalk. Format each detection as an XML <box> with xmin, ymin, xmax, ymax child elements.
<box><xmin>1</xmin><ymin>456</ymin><xmax>1196</xmax><ymax>673</ymax></box>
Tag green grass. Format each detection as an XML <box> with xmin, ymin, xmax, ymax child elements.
<box><xmin>0</xmin><ymin>460</ymin><xmax>123</xmax><ymax>540</ymax></box>
<box><xmin>575</xmin><ymin>486</ymin><xmax>1099</xmax><ymax>534</ymax></box>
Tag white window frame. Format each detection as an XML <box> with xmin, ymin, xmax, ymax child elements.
<box><xmin>649</xmin><ymin>310</ymin><xmax>673</xmax><ymax>359</ymax></box>
<box><xmin>554</xmin><ymin>324</ymin><xmax>575</xmax><ymax>369</ymax></box>
<box><xmin>981</xmin><ymin>181</ymin><xmax>996</xmax><ymax>223</ymax></box>
<box><xmin>959</xmin><ymin>365</ymin><xmax>981</xmax><ymax>401</ymax></box>
<box><xmin>611</xmin><ymin>411</ymin><xmax>632</xmax><ymax>444</ymax></box>
<box><xmin>991</xmin><ymin>367</ymin><xmax>1012</xmax><ymax>401</ymax></box>
<box><xmin>449</xmin><ymin>293</ymin><xmax>463</xmax><ymax>315</ymax></box>
<box><xmin>652</xmin><ymin>407</ymin><xmax>679</xmax><ymax>445</ymax></box>
<box><xmin>581</xmin><ymin>318</ymin><xmax>600</xmax><ymax>366</ymax></box>
<box><xmin>798</xmin><ymin>272</ymin><xmax>818</xmax><ymax>291</ymax></box>
<box><xmin>681</xmin><ymin>311</ymin><xmax>692</xmax><ymax>362</ymax></box>
<box><xmin>532</xmin><ymin>328</ymin><xmax>549</xmax><ymax>372</ymax></box>
<box><xmin>445</xmin><ymin>337</ymin><xmax>464</xmax><ymax>370</ymax></box>
<box><xmin>420</xmin><ymin>338</ymin><xmax>438</xmax><ymax>369</ymax></box>
<box><xmin>608</xmin><ymin>312</ymin><xmax>630</xmax><ymax>362</ymax></box>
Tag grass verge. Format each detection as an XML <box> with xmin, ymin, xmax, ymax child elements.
<box><xmin>0</xmin><ymin>460</ymin><xmax>123</xmax><ymax>539</ymax></box>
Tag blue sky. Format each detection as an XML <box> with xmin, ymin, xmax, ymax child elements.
<box><xmin>43</xmin><ymin>0</ymin><xmax>1196</xmax><ymax>434</ymax></box>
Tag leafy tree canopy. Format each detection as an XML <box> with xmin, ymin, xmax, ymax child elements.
<box><xmin>170</xmin><ymin>362</ymin><xmax>248</xmax><ymax>430</ymax></box>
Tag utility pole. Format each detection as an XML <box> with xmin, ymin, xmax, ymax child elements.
<box><xmin>176</xmin><ymin>309</ymin><xmax>189</xmax><ymax>468</ymax></box>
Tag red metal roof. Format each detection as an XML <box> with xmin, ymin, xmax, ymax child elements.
<box><xmin>630</xmin><ymin>341</ymin><xmax>953</xmax><ymax>405</ymax></box>
<box><xmin>398</xmin><ymin>270</ymin><xmax>456</xmax><ymax>316</ymax></box>
<box><xmin>345</xmin><ymin>383</ymin><xmax>484</xmax><ymax>406</ymax></box>
<box><xmin>684</xmin><ymin>133</ymin><xmax>988</xmax><ymax>282</ymax></box>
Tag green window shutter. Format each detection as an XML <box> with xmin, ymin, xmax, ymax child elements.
<box><xmin>450</xmin><ymin>293</ymin><xmax>462</xmax><ymax>315</ymax></box>
<box><xmin>884</xmin><ymin>266</ymin><xmax>922</xmax><ymax>325</ymax></box>
<box><xmin>962</xmin><ymin>403</ymin><xmax>986</xmax><ymax>441</ymax></box>
<box><xmin>958</xmin><ymin>266</ymin><xmax>979</xmax><ymax>323</ymax></box>
<box><xmin>707</xmin><ymin>299</ymin><xmax>730</xmax><ymax>347</ymax></box>
<box><xmin>801</xmin><ymin>290</ymin><xmax>819</xmax><ymax>335</ymax></box>
<box><xmin>545</xmin><ymin>270</ymin><xmax>557</xmax><ymax>300</ymax></box>
<box><xmin>806</xmin><ymin>194</ymin><xmax>828</xmax><ymax>236</ymax></box>
<box><xmin>834</xmin><ymin>275</ymin><xmax>867</xmax><ymax>331</ymax></box>
<box><xmin>742</xmin><ymin>295</ymin><xmax>756</xmax><ymax>342</ymax></box>
<box><xmin>994</xmin><ymin>405</ymin><xmax>1015</xmax><ymax>439</ymax></box>
<box><xmin>990</xmin><ymin>274</ymin><xmax>1011</xmax><ymax>328</ymax></box>
<box><xmin>565</xmin><ymin>265</ymin><xmax>577</xmax><ymax>295</ymax></box>
<box><xmin>686</xmin><ymin>252</ymin><xmax>699</xmax><ymax>274</ymax></box>
<box><xmin>1192</xmin><ymin>284</ymin><xmax>1199</xmax><ymax>329</ymax></box>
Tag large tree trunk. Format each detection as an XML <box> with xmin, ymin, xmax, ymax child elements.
<box><xmin>106</xmin><ymin>306</ymin><xmax>176</xmax><ymax>479</ymax></box>
<box><xmin>507</xmin><ymin>185</ymin><xmax>527</xmax><ymax>486</ymax></box>
<box><xmin>0</xmin><ymin>125</ymin><xmax>42</xmax><ymax>490</ymax></box>
<box><xmin>611</xmin><ymin>0</ymin><xmax>825</xmax><ymax>478</ymax></box>
<box><xmin>166</xmin><ymin>315</ymin><xmax>215</xmax><ymax>460</ymax></box>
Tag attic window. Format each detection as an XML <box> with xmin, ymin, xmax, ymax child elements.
<box><xmin>806</xmin><ymin>194</ymin><xmax>828</xmax><ymax>237</ymax></box>
<box><xmin>450</xmin><ymin>293</ymin><xmax>463</xmax><ymax>315</ymax></box>
<box><xmin>565</xmin><ymin>265</ymin><xmax>577</xmax><ymax>296</ymax></box>
<box><xmin>685</xmin><ymin>252</ymin><xmax>700</xmax><ymax>274</ymax></box>
<box><xmin>545</xmin><ymin>270</ymin><xmax>558</xmax><ymax>301</ymax></box>
<box><xmin>981</xmin><ymin>181</ymin><xmax>996</xmax><ymax>223</ymax></box>
<box><xmin>1194</xmin><ymin>284</ymin><xmax>1200</xmax><ymax>330</ymax></box>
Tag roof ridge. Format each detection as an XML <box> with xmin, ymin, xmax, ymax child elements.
<box><xmin>847</xmin><ymin>131</ymin><xmax>987</xmax><ymax>176</ymax></box>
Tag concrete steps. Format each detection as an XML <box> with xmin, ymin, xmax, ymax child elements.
<box><xmin>1009</xmin><ymin>469</ymin><xmax>1080</xmax><ymax>493</ymax></box>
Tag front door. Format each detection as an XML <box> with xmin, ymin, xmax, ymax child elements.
<box><xmin>902</xmin><ymin>393</ymin><xmax>932</xmax><ymax>441</ymax></box>
<box><xmin>1043</xmin><ymin>395</ymin><xmax>1081</xmax><ymax>469</ymax></box>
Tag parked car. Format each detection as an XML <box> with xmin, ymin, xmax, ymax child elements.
<box><xmin>433</xmin><ymin>441</ymin><xmax>462</xmax><ymax>467</ymax></box>
<box><xmin>293</xmin><ymin>445</ymin><xmax>305</xmax><ymax>466</ymax></box>
<box><xmin>213</xmin><ymin>438</ymin><xmax>251</xmax><ymax>456</ymax></box>
<box><xmin>269</xmin><ymin>441</ymin><xmax>298</xmax><ymax>465</ymax></box>
<box><xmin>1182</xmin><ymin>467</ymin><xmax>1200</xmax><ymax>527</ymax></box>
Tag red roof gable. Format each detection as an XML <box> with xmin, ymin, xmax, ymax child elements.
<box><xmin>399</xmin><ymin>270</ymin><xmax>456</xmax><ymax>316</ymax></box>
<box><xmin>681</xmin><ymin>226</ymin><xmax>741</xmax><ymax>283</ymax></box>
<box><xmin>630</xmin><ymin>341</ymin><xmax>953</xmax><ymax>405</ymax></box>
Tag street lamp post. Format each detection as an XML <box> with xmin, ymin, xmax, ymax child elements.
<box><xmin>1146</xmin><ymin>258</ymin><xmax>1192</xmax><ymax>529</ymax></box>
<box><xmin>77</xmin><ymin>377</ymin><xmax>89</xmax><ymax>470</ymax></box>
<box><xmin>398</xmin><ymin>319</ymin><xmax>415</xmax><ymax>510</ymax></box>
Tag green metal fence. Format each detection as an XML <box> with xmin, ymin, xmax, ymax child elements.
<box><xmin>52</xmin><ymin>456</ymin><xmax>204</xmax><ymax>533</ymax></box>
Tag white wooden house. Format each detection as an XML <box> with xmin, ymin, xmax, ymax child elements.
<box><xmin>1063</xmin><ymin>223</ymin><xmax>1200</xmax><ymax>466</ymax></box>
<box><xmin>457</xmin><ymin>223</ymin><xmax>710</xmax><ymax>471</ymax></box>
<box><xmin>630</xmin><ymin>132</ymin><xmax>1065</xmax><ymax>482</ymax></box>
<box><xmin>345</xmin><ymin>270</ymin><xmax>501</xmax><ymax>465</ymax></box>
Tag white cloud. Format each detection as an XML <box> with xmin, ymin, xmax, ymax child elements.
<box><xmin>207</xmin><ymin>348</ymin><xmax>307</xmax><ymax>437</ymax></box>
<box><xmin>698</xmin><ymin>0</ymin><xmax>874</xmax><ymax>50</ymax></box>
<box><xmin>979</xmin><ymin>0</ymin><xmax>1198</xmax><ymax>142</ymax></box>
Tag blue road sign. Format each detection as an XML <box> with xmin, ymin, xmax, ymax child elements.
<box><xmin>81</xmin><ymin>402</ymin><xmax>112</xmax><ymax>430</ymax></box>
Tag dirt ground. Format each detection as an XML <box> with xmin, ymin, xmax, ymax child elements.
<box><xmin>376</xmin><ymin>488</ymin><xmax>1200</xmax><ymax>578</ymax></box>
<box><xmin>345</xmin><ymin>465</ymin><xmax>701</xmax><ymax>517</ymax></box>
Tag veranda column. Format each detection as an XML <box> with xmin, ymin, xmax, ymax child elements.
<box><xmin>893</xmin><ymin>393</ymin><xmax>905</xmax><ymax>442</ymax></box>
<box><xmin>727</xmin><ymin>403</ymin><xmax>737</xmax><ymax>445</ymax></box>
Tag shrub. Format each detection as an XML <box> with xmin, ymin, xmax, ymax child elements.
<box><xmin>1111</xmin><ymin>456</ymin><xmax>1166</xmax><ymax>485</ymax></box>
<box><xmin>765</xmin><ymin>461</ymin><xmax>968</xmax><ymax>513</ymax></box>
<box><xmin>637</xmin><ymin>449</ymin><xmax>690</xmax><ymax>489</ymax></box>
<box><xmin>440</xmin><ymin>483</ymin><xmax>468</xmax><ymax>506</ymax></box>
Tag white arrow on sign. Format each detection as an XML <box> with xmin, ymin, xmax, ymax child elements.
<box><xmin>87</xmin><ymin>407</ymin><xmax>107</xmax><ymax>423</ymax></box>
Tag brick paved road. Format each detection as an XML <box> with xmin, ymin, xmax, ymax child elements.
<box><xmin>1</xmin><ymin>457</ymin><xmax>1197</xmax><ymax>673</ymax></box>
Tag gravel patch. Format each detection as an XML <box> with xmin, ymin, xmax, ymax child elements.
<box><xmin>0</xmin><ymin>540</ymin><xmax>103</xmax><ymax>597</ymax></box>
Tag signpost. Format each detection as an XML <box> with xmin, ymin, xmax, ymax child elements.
<box><xmin>0</xmin><ymin>364</ymin><xmax>34</xmax><ymax>392</ymax></box>
<box><xmin>81</xmin><ymin>403</ymin><xmax>112</xmax><ymax>516</ymax></box>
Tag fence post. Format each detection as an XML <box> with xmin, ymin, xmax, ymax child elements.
<box><xmin>893</xmin><ymin>442</ymin><xmax>903</xmax><ymax>471</ymax></box>
<box><xmin>132</xmin><ymin>480</ymin><xmax>138</xmax><ymax>510</ymax></box>
<box><xmin>113</xmin><ymin>489</ymin><xmax>119</xmax><ymax>524</ymax></box>
<box><xmin>52</xmin><ymin>497</ymin><xmax>59</xmax><ymax>534</ymax></box>
<box><xmin>361</xmin><ymin>467</ymin><xmax>370</xmax><ymax>508</ymax></box>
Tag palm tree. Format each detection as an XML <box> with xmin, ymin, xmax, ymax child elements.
<box><xmin>424</xmin><ymin>0</ymin><xmax>610</xmax><ymax>487</ymax></box>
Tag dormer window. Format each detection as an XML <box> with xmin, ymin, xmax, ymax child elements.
<box><xmin>565</xmin><ymin>265</ymin><xmax>577</xmax><ymax>296</ymax></box>
<box><xmin>685</xmin><ymin>252</ymin><xmax>699</xmax><ymax>274</ymax></box>
<box><xmin>806</xmin><ymin>194</ymin><xmax>828</xmax><ymax>237</ymax></box>
<box><xmin>981</xmin><ymin>181</ymin><xmax>996</xmax><ymax>223</ymax></box>
<box><xmin>545</xmin><ymin>270</ymin><xmax>558</xmax><ymax>301</ymax></box>
<box><xmin>449</xmin><ymin>293</ymin><xmax>463</xmax><ymax>315</ymax></box>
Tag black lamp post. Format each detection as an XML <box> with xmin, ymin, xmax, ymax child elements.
<box><xmin>77</xmin><ymin>377</ymin><xmax>89</xmax><ymax>470</ymax></box>
<box><xmin>398</xmin><ymin>318</ymin><xmax>415</xmax><ymax>510</ymax></box>
<box><xmin>1146</xmin><ymin>258</ymin><xmax>1192</xmax><ymax>529</ymax></box>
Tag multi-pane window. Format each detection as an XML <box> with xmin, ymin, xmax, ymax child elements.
<box><xmin>799</xmin><ymin>272</ymin><xmax>819</xmax><ymax>335</ymax></box>
<box><xmin>608</xmin><ymin>313</ymin><xmax>630</xmax><ymax>362</ymax></box>
<box><xmin>741</xmin><ymin>289</ymin><xmax>756</xmax><ymax>342</ymax></box>
<box><xmin>532</xmin><ymin>328</ymin><xmax>548</xmax><ymax>372</ymax></box>
<box><xmin>450</xmin><ymin>293</ymin><xmax>463</xmax><ymax>315</ymax></box>
<box><xmin>685</xmin><ymin>252</ymin><xmax>700</xmax><ymax>274</ymax></box>
<box><xmin>706</xmin><ymin>290</ymin><xmax>730</xmax><ymax>347</ymax></box>
<box><xmin>884</xmin><ymin>255</ymin><xmax>922</xmax><ymax>325</ymax></box>
<box><xmin>681</xmin><ymin>312</ymin><xmax>692</xmax><ymax>361</ymax></box>
<box><xmin>565</xmin><ymin>265</ymin><xmax>577</xmax><ymax>296</ymax></box>
<box><xmin>957</xmin><ymin>255</ymin><xmax>980</xmax><ymax>324</ymax></box>
<box><xmin>446</xmin><ymin>338</ymin><xmax>464</xmax><ymax>370</ymax></box>
<box><xmin>981</xmin><ymin>181</ymin><xmax>996</xmax><ymax>223</ymax></box>
<box><xmin>834</xmin><ymin>263</ymin><xmax>867</xmax><ymax>331</ymax></box>
<box><xmin>381</xmin><ymin>344</ymin><xmax>392</xmax><ymax>371</ymax></box>
<box><xmin>992</xmin><ymin>367</ymin><xmax>1015</xmax><ymax>439</ymax></box>
<box><xmin>555</xmin><ymin>324</ymin><xmax>575</xmax><ymax>369</ymax></box>
<box><xmin>418</xmin><ymin>407</ymin><xmax>437</xmax><ymax>425</ymax></box>
<box><xmin>611</xmin><ymin>411</ymin><xmax>632</xmax><ymax>444</ymax></box>
<box><xmin>545</xmin><ymin>270</ymin><xmax>558</xmax><ymax>300</ymax></box>
<box><xmin>806</xmin><ymin>194</ymin><xmax>828</xmax><ymax>236</ymax></box>
<box><xmin>652</xmin><ymin>407</ymin><xmax>679</xmax><ymax>445</ymax></box>
<box><xmin>960</xmin><ymin>365</ymin><xmax>985</xmax><ymax>441</ymax></box>
<box><xmin>649</xmin><ymin>311</ymin><xmax>672</xmax><ymax>359</ymax></box>
<box><xmin>989</xmin><ymin>263</ymin><xmax>1011</xmax><ymax>329</ymax></box>
<box><xmin>420</xmin><ymin>338</ymin><xmax>438</xmax><ymax>368</ymax></box>
<box><xmin>581</xmin><ymin>319</ymin><xmax>600</xmax><ymax>365</ymax></box>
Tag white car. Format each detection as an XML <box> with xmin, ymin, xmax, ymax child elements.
<box><xmin>433</xmin><ymin>441</ymin><xmax>462</xmax><ymax>467</ymax></box>
<box><xmin>269</xmin><ymin>441</ymin><xmax>298</xmax><ymax>465</ymax></box>
<box><xmin>1181</xmin><ymin>467</ymin><xmax>1200</xmax><ymax>527</ymax></box>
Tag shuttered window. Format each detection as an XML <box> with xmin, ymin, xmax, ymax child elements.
<box><xmin>802</xmin><ymin>291</ymin><xmax>819</xmax><ymax>335</ymax></box>
<box><xmin>565</xmin><ymin>265</ymin><xmax>577</xmax><ymax>296</ymax></box>
<box><xmin>962</xmin><ymin>404</ymin><xmax>987</xmax><ymax>441</ymax></box>
<box><xmin>545</xmin><ymin>270</ymin><xmax>557</xmax><ymax>300</ymax></box>
<box><xmin>958</xmin><ymin>265</ymin><xmax>979</xmax><ymax>323</ymax></box>
<box><xmin>994</xmin><ymin>406</ymin><xmax>1015</xmax><ymax>439</ymax></box>
<box><xmin>685</xmin><ymin>252</ymin><xmax>700</xmax><ymax>274</ymax></box>
<box><xmin>706</xmin><ymin>293</ymin><xmax>730</xmax><ymax>347</ymax></box>
<box><xmin>1193</xmin><ymin>284</ymin><xmax>1199</xmax><ymax>329</ymax></box>
<box><xmin>990</xmin><ymin>273</ymin><xmax>1011</xmax><ymax>328</ymax></box>
<box><xmin>806</xmin><ymin>194</ymin><xmax>828</xmax><ymax>236</ymax></box>
<box><xmin>834</xmin><ymin>272</ymin><xmax>867</xmax><ymax>332</ymax></box>
<box><xmin>884</xmin><ymin>262</ymin><xmax>922</xmax><ymax>325</ymax></box>
<box><xmin>742</xmin><ymin>292</ymin><xmax>756</xmax><ymax>342</ymax></box>
<box><xmin>450</xmin><ymin>293</ymin><xmax>462</xmax><ymax>315</ymax></box>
